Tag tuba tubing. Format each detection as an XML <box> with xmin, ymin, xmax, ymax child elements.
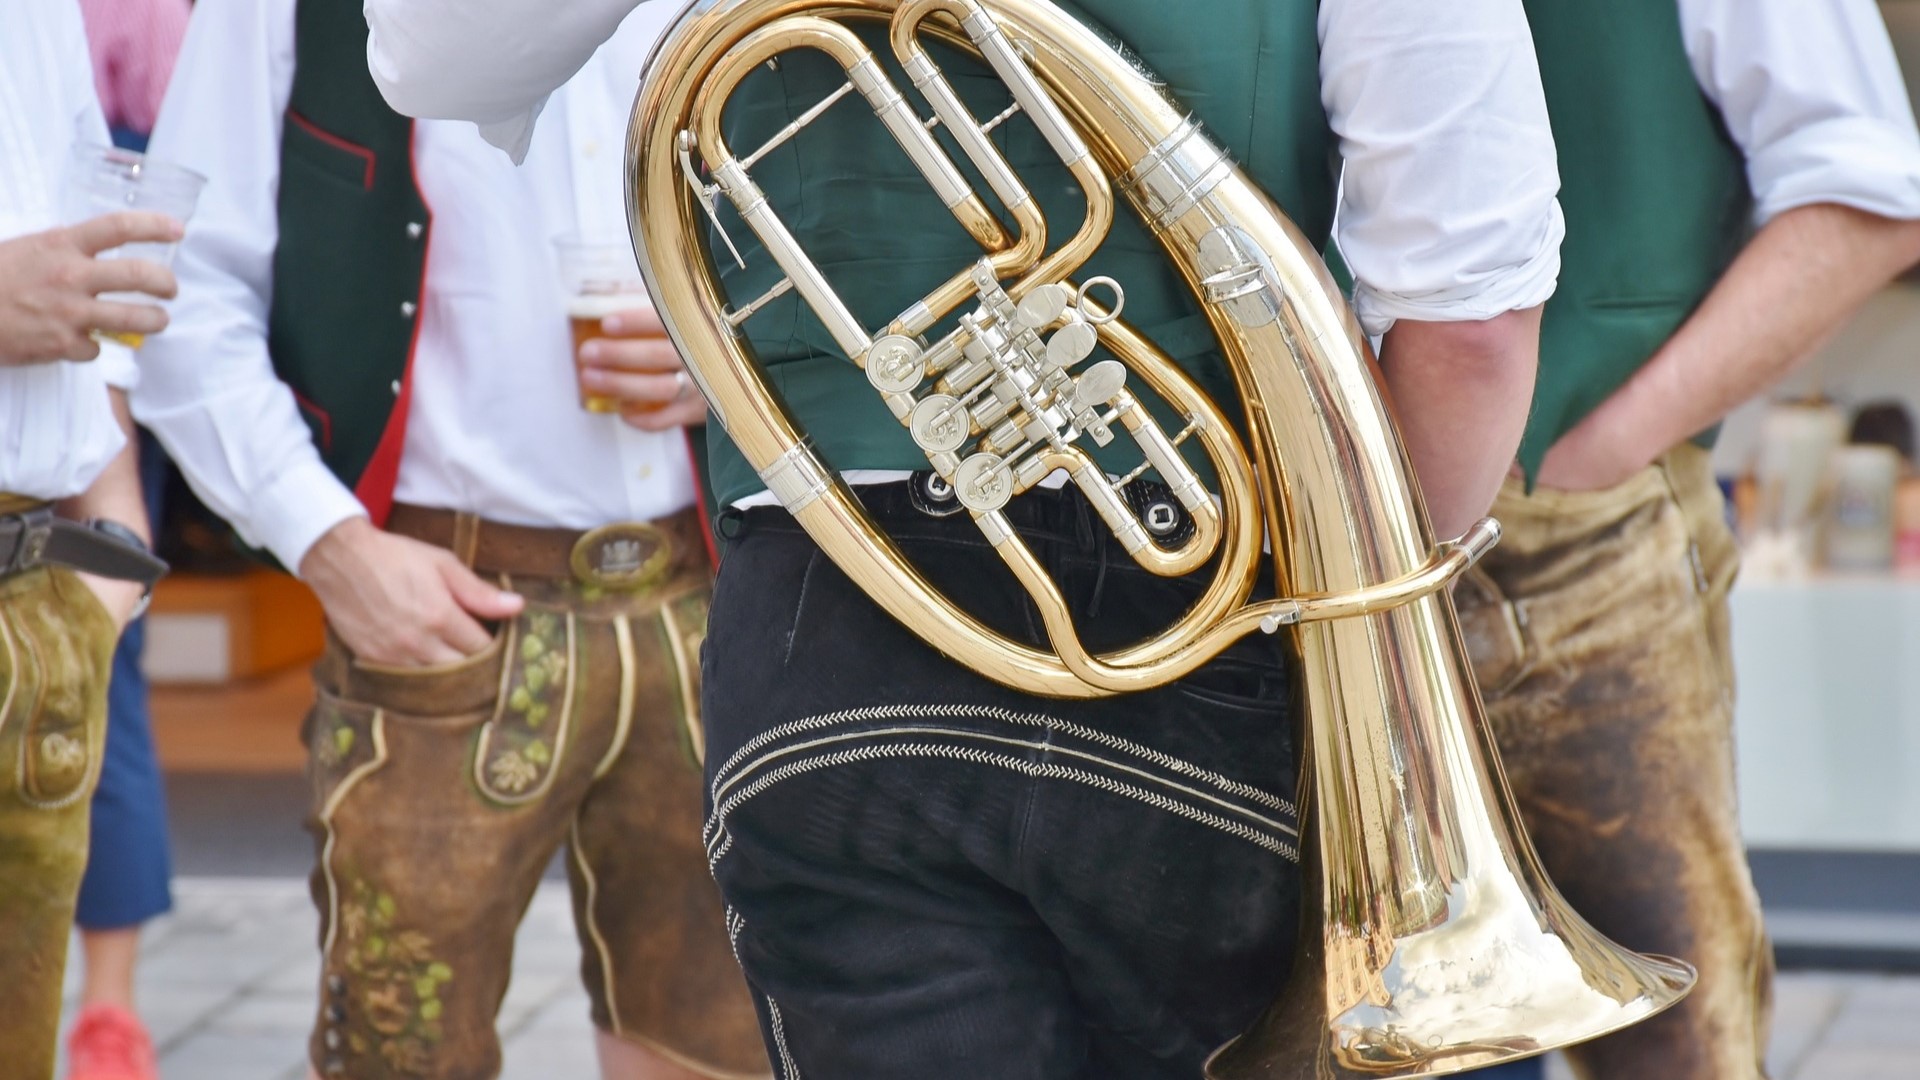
<box><xmin>627</xmin><ymin>2</ymin><xmax>1696</xmax><ymax>1075</ymax></box>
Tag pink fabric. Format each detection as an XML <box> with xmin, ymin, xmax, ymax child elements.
<box><xmin>75</xmin><ymin>0</ymin><xmax>191</xmax><ymax>136</ymax></box>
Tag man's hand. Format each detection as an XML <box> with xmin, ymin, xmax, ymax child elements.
<box><xmin>0</xmin><ymin>212</ymin><xmax>183</xmax><ymax>365</ymax></box>
<box><xmin>299</xmin><ymin>517</ymin><xmax>525</xmax><ymax>666</ymax></box>
<box><xmin>575</xmin><ymin>306</ymin><xmax>708</xmax><ymax>432</ymax></box>
<box><xmin>1532</xmin><ymin>412</ymin><xmax>1651</xmax><ymax>493</ymax></box>
<box><xmin>1539</xmin><ymin>205</ymin><xmax>1920</xmax><ymax>494</ymax></box>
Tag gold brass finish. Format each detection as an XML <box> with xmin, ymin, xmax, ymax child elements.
<box><xmin>625</xmin><ymin>1</ymin><xmax>1695</xmax><ymax>1075</ymax></box>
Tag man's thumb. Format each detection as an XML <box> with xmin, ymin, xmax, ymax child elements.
<box><xmin>441</xmin><ymin>558</ymin><xmax>525</xmax><ymax>620</ymax></box>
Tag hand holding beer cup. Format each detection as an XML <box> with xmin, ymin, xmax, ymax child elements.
<box><xmin>555</xmin><ymin>236</ymin><xmax>706</xmax><ymax>431</ymax></box>
<box><xmin>0</xmin><ymin>212</ymin><xmax>182</xmax><ymax>366</ymax></box>
<box><xmin>575</xmin><ymin>306</ymin><xmax>708</xmax><ymax>431</ymax></box>
<box><xmin>61</xmin><ymin>142</ymin><xmax>204</xmax><ymax>349</ymax></box>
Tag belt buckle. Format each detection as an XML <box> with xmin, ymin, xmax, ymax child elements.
<box><xmin>570</xmin><ymin>521</ymin><xmax>673</xmax><ymax>592</ymax></box>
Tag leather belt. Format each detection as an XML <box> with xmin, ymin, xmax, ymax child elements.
<box><xmin>0</xmin><ymin>505</ymin><xmax>169</xmax><ymax>587</ymax></box>
<box><xmin>385</xmin><ymin>504</ymin><xmax>708</xmax><ymax>591</ymax></box>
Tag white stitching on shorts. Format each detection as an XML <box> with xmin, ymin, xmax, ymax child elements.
<box><xmin>709</xmin><ymin>703</ymin><xmax>1294</xmax><ymax>816</ymax></box>
<box><xmin>705</xmin><ymin>737</ymin><xmax>1300</xmax><ymax>865</ymax></box>
<box><xmin>705</xmin><ymin>725</ymin><xmax>1297</xmax><ymax>853</ymax></box>
<box><xmin>724</xmin><ymin>907</ymin><xmax>801</xmax><ymax>1080</ymax></box>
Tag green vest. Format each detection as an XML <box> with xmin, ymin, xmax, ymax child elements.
<box><xmin>270</xmin><ymin>0</ymin><xmax>431</xmax><ymax>522</ymax></box>
<box><xmin>1517</xmin><ymin>0</ymin><xmax>1752</xmax><ymax>476</ymax></box>
<box><xmin>706</xmin><ymin>0</ymin><xmax>1332</xmax><ymax>507</ymax></box>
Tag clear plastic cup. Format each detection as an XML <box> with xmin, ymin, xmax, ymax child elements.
<box><xmin>62</xmin><ymin>141</ymin><xmax>206</xmax><ymax>348</ymax></box>
<box><xmin>553</xmin><ymin>235</ymin><xmax>655</xmax><ymax>414</ymax></box>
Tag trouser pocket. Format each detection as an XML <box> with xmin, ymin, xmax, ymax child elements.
<box><xmin>0</xmin><ymin>569</ymin><xmax>116</xmax><ymax>808</ymax></box>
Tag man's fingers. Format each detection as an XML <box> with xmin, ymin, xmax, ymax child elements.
<box><xmin>580</xmin><ymin>367</ymin><xmax>681</xmax><ymax>404</ymax></box>
<box><xmin>66</xmin><ymin>211</ymin><xmax>184</xmax><ymax>255</ymax></box>
<box><xmin>621</xmin><ymin>396</ymin><xmax>708</xmax><ymax>433</ymax></box>
<box><xmin>85</xmin><ymin>256</ymin><xmax>178</xmax><ymax>300</ymax></box>
<box><xmin>50</xmin><ymin>332</ymin><xmax>102</xmax><ymax>363</ymax></box>
<box><xmin>434</xmin><ymin>607</ymin><xmax>497</xmax><ymax>658</ymax></box>
<box><xmin>578</xmin><ymin>334</ymin><xmax>682</xmax><ymax>373</ymax></box>
<box><xmin>80</xmin><ymin>299</ymin><xmax>170</xmax><ymax>339</ymax></box>
<box><xmin>600</xmin><ymin>306</ymin><xmax>666</xmax><ymax>337</ymax></box>
<box><xmin>439</xmin><ymin>557</ymin><xmax>525</xmax><ymax>622</ymax></box>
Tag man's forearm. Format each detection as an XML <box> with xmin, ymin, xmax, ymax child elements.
<box><xmin>1377</xmin><ymin>307</ymin><xmax>1542</xmax><ymax>538</ymax></box>
<box><xmin>1565</xmin><ymin>204</ymin><xmax>1920</xmax><ymax>476</ymax></box>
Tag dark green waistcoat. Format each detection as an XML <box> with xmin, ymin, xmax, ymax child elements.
<box><xmin>706</xmin><ymin>0</ymin><xmax>1333</xmax><ymax>507</ymax></box>
<box><xmin>269</xmin><ymin>0</ymin><xmax>430</xmax><ymax>522</ymax></box>
<box><xmin>1517</xmin><ymin>0</ymin><xmax>1752</xmax><ymax>475</ymax></box>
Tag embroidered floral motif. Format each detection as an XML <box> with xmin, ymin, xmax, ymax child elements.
<box><xmin>330</xmin><ymin>875</ymin><xmax>456</xmax><ymax>1076</ymax></box>
<box><xmin>38</xmin><ymin>732</ymin><xmax>85</xmax><ymax>771</ymax></box>
<box><xmin>475</xmin><ymin>611</ymin><xmax>572</xmax><ymax>803</ymax></box>
<box><xmin>314</xmin><ymin>714</ymin><xmax>358</xmax><ymax>770</ymax></box>
<box><xmin>487</xmin><ymin>750</ymin><xmax>539</xmax><ymax>794</ymax></box>
<box><xmin>310</xmin><ymin>695</ymin><xmax>378</xmax><ymax>788</ymax></box>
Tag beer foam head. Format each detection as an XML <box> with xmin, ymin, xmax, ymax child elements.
<box><xmin>567</xmin><ymin>292</ymin><xmax>648</xmax><ymax>319</ymax></box>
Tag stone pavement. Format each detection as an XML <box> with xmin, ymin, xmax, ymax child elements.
<box><xmin>56</xmin><ymin>879</ymin><xmax>1920</xmax><ymax>1079</ymax></box>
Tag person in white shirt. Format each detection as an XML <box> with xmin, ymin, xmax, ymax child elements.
<box><xmin>360</xmin><ymin>0</ymin><xmax>1566</xmax><ymax>1075</ymax></box>
<box><xmin>134</xmin><ymin>2</ymin><xmax>766</xmax><ymax>1078</ymax></box>
<box><xmin>1452</xmin><ymin>3</ymin><xmax>1920</xmax><ymax>1079</ymax></box>
<box><xmin>0</xmin><ymin>3</ymin><xmax>180</xmax><ymax>1077</ymax></box>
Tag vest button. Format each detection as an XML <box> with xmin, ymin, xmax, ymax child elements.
<box><xmin>400</xmin><ymin>301</ymin><xmax>417</xmax><ymax>318</ymax></box>
<box><xmin>390</xmin><ymin>380</ymin><xmax>402</xmax><ymax>395</ymax></box>
<box><xmin>406</xmin><ymin>221</ymin><xmax>424</xmax><ymax>239</ymax></box>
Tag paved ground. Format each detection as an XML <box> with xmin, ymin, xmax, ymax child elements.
<box><xmin>55</xmin><ymin>879</ymin><xmax>1918</xmax><ymax>1079</ymax></box>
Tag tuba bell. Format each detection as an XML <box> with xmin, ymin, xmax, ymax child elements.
<box><xmin>625</xmin><ymin>1</ymin><xmax>1696</xmax><ymax>1075</ymax></box>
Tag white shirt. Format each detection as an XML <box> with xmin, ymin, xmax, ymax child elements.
<box><xmin>366</xmin><ymin>0</ymin><xmax>1567</xmax><ymax>337</ymax></box>
<box><xmin>0</xmin><ymin>0</ymin><xmax>137</xmax><ymax>501</ymax></box>
<box><xmin>135</xmin><ymin>0</ymin><xmax>694</xmax><ymax>571</ymax></box>
<box><xmin>1678</xmin><ymin>0</ymin><xmax>1920</xmax><ymax>225</ymax></box>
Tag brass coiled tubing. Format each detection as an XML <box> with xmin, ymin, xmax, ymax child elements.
<box><xmin>626</xmin><ymin>1</ymin><xmax>1696</xmax><ymax>1074</ymax></box>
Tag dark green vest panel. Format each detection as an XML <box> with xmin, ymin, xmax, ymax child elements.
<box><xmin>705</xmin><ymin>0</ymin><xmax>1332</xmax><ymax>506</ymax></box>
<box><xmin>270</xmin><ymin>0</ymin><xmax>429</xmax><ymax>499</ymax></box>
<box><xmin>1518</xmin><ymin>0</ymin><xmax>1751</xmax><ymax>475</ymax></box>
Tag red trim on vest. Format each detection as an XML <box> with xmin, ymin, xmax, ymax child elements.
<box><xmin>289</xmin><ymin>388</ymin><xmax>334</xmax><ymax>451</ymax></box>
<box><xmin>286</xmin><ymin>110</ymin><xmax>376</xmax><ymax>191</ymax></box>
<box><xmin>682</xmin><ymin>427</ymin><xmax>720</xmax><ymax>570</ymax></box>
<box><xmin>352</xmin><ymin>122</ymin><xmax>429</xmax><ymax>526</ymax></box>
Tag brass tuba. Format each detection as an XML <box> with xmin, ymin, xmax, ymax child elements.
<box><xmin>625</xmin><ymin>1</ymin><xmax>1695</xmax><ymax>1075</ymax></box>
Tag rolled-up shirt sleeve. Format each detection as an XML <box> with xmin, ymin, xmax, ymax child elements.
<box><xmin>1322</xmin><ymin>0</ymin><xmax>1564</xmax><ymax>336</ymax></box>
<box><xmin>363</xmin><ymin>0</ymin><xmax>640</xmax><ymax>161</ymax></box>
<box><xmin>135</xmin><ymin>0</ymin><xmax>365</xmax><ymax>570</ymax></box>
<box><xmin>1680</xmin><ymin>0</ymin><xmax>1920</xmax><ymax>226</ymax></box>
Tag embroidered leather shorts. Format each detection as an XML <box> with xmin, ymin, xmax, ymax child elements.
<box><xmin>0</xmin><ymin>566</ymin><xmax>117</xmax><ymax>1079</ymax></box>
<box><xmin>302</xmin><ymin>511</ymin><xmax>768</xmax><ymax>1080</ymax></box>
<box><xmin>703</xmin><ymin>482</ymin><xmax>1302</xmax><ymax>1079</ymax></box>
<box><xmin>1458</xmin><ymin>445</ymin><xmax>1774</xmax><ymax>1080</ymax></box>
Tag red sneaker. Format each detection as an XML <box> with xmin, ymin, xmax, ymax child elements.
<box><xmin>65</xmin><ymin>1005</ymin><xmax>158</xmax><ymax>1080</ymax></box>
